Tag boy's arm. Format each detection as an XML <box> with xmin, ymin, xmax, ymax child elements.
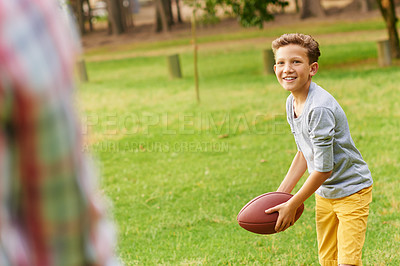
<box><xmin>277</xmin><ymin>151</ymin><xmax>308</xmax><ymax>193</ymax></box>
<box><xmin>266</xmin><ymin>170</ymin><xmax>332</xmax><ymax>232</ymax></box>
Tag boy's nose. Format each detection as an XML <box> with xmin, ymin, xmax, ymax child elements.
<box><xmin>283</xmin><ymin>64</ymin><xmax>293</xmax><ymax>73</ymax></box>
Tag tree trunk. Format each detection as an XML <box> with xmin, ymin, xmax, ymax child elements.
<box><xmin>359</xmin><ymin>0</ymin><xmax>375</xmax><ymax>12</ymax></box>
<box><xmin>107</xmin><ymin>0</ymin><xmax>124</xmax><ymax>35</ymax></box>
<box><xmin>155</xmin><ymin>0</ymin><xmax>170</xmax><ymax>32</ymax></box>
<box><xmin>294</xmin><ymin>0</ymin><xmax>300</xmax><ymax>13</ymax></box>
<box><xmin>345</xmin><ymin>0</ymin><xmax>375</xmax><ymax>13</ymax></box>
<box><xmin>118</xmin><ymin>0</ymin><xmax>127</xmax><ymax>31</ymax></box>
<box><xmin>76</xmin><ymin>0</ymin><xmax>86</xmax><ymax>34</ymax></box>
<box><xmin>119</xmin><ymin>0</ymin><xmax>134</xmax><ymax>31</ymax></box>
<box><xmin>300</xmin><ymin>0</ymin><xmax>325</xmax><ymax>19</ymax></box>
<box><xmin>84</xmin><ymin>0</ymin><xmax>93</xmax><ymax>32</ymax></box>
<box><xmin>191</xmin><ymin>10</ymin><xmax>200</xmax><ymax>103</ymax></box>
<box><xmin>377</xmin><ymin>0</ymin><xmax>400</xmax><ymax>58</ymax></box>
<box><xmin>176</xmin><ymin>0</ymin><xmax>183</xmax><ymax>23</ymax></box>
<box><xmin>167</xmin><ymin>0</ymin><xmax>174</xmax><ymax>25</ymax></box>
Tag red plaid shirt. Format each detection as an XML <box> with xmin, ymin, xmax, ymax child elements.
<box><xmin>0</xmin><ymin>0</ymin><xmax>118</xmax><ymax>265</ymax></box>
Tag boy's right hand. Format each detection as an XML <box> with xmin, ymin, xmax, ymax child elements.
<box><xmin>265</xmin><ymin>199</ymin><xmax>298</xmax><ymax>232</ymax></box>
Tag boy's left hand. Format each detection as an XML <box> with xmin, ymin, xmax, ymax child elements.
<box><xmin>265</xmin><ymin>201</ymin><xmax>298</xmax><ymax>232</ymax></box>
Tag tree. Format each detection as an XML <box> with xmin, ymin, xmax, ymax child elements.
<box><xmin>69</xmin><ymin>0</ymin><xmax>93</xmax><ymax>34</ymax></box>
<box><xmin>232</xmin><ymin>0</ymin><xmax>288</xmax><ymax>27</ymax></box>
<box><xmin>155</xmin><ymin>0</ymin><xmax>171</xmax><ymax>32</ymax></box>
<box><xmin>376</xmin><ymin>0</ymin><xmax>400</xmax><ymax>58</ymax></box>
<box><xmin>358</xmin><ymin>0</ymin><xmax>375</xmax><ymax>12</ymax></box>
<box><xmin>299</xmin><ymin>0</ymin><xmax>325</xmax><ymax>19</ymax></box>
<box><xmin>191</xmin><ymin>0</ymin><xmax>288</xmax><ymax>28</ymax></box>
<box><xmin>107</xmin><ymin>0</ymin><xmax>124</xmax><ymax>34</ymax></box>
<box><xmin>185</xmin><ymin>0</ymin><xmax>288</xmax><ymax>103</ymax></box>
<box><xmin>341</xmin><ymin>0</ymin><xmax>375</xmax><ymax>13</ymax></box>
<box><xmin>176</xmin><ymin>0</ymin><xmax>183</xmax><ymax>23</ymax></box>
<box><xmin>155</xmin><ymin>0</ymin><xmax>183</xmax><ymax>32</ymax></box>
<box><xmin>106</xmin><ymin>0</ymin><xmax>136</xmax><ymax>35</ymax></box>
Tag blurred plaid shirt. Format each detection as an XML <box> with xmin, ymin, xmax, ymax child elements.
<box><xmin>0</xmin><ymin>0</ymin><xmax>118</xmax><ymax>265</ymax></box>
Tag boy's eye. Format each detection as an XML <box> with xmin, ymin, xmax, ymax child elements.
<box><xmin>293</xmin><ymin>60</ymin><xmax>301</xmax><ymax>64</ymax></box>
<box><xmin>276</xmin><ymin>61</ymin><xmax>284</xmax><ymax>65</ymax></box>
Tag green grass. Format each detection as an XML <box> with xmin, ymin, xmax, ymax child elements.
<box><xmin>79</xmin><ymin>20</ymin><xmax>400</xmax><ymax>265</ymax></box>
<box><xmin>84</xmin><ymin>16</ymin><xmax>385</xmax><ymax>58</ymax></box>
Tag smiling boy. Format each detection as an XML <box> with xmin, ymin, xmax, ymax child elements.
<box><xmin>265</xmin><ymin>34</ymin><xmax>373</xmax><ymax>266</ymax></box>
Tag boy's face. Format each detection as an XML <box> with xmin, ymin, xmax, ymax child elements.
<box><xmin>274</xmin><ymin>44</ymin><xmax>318</xmax><ymax>95</ymax></box>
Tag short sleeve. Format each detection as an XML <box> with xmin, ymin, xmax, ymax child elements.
<box><xmin>308</xmin><ymin>107</ymin><xmax>335</xmax><ymax>172</ymax></box>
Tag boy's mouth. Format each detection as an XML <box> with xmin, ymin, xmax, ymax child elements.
<box><xmin>283</xmin><ymin>77</ymin><xmax>297</xmax><ymax>81</ymax></box>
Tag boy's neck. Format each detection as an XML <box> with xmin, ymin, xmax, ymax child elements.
<box><xmin>291</xmin><ymin>81</ymin><xmax>311</xmax><ymax>118</ymax></box>
<box><xmin>292</xmin><ymin>86</ymin><xmax>310</xmax><ymax>106</ymax></box>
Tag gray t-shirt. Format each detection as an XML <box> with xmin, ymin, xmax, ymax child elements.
<box><xmin>286</xmin><ymin>82</ymin><xmax>373</xmax><ymax>199</ymax></box>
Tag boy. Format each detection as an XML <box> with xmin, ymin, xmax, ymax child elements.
<box><xmin>265</xmin><ymin>33</ymin><xmax>373</xmax><ymax>266</ymax></box>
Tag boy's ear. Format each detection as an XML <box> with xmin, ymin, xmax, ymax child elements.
<box><xmin>309</xmin><ymin>62</ymin><xmax>319</xmax><ymax>77</ymax></box>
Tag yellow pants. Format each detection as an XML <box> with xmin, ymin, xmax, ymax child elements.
<box><xmin>315</xmin><ymin>186</ymin><xmax>372</xmax><ymax>266</ymax></box>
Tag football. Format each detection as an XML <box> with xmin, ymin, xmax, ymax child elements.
<box><xmin>237</xmin><ymin>192</ymin><xmax>304</xmax><ymax>234</ymax></box>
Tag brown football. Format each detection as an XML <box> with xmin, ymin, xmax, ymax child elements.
<box><xmin>237</xmin><ymin>192</ymin><xmax>304</xmax><ymax>234</ymax></box>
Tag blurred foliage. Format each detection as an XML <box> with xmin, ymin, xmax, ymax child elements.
<box><xmin>185</xmin><ymin>0</ymin><xmax>288</xmax><ymax>28</ymax></box>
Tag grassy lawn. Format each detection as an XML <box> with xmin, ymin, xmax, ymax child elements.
<box><xmin>79</xmin><ymin>18</ymin><xmax>400</xmax><ymax>265</ymax></box>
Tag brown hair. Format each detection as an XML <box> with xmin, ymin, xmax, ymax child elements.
<box><xmin>272</xmin><ymin>33</ymin><xmax>321</xmax><ymax>64</ymax></box>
